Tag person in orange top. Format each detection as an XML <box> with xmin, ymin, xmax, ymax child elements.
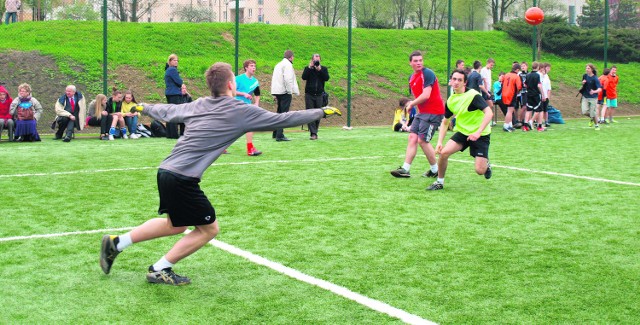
<box><xmin>500</xmin><ymin>63</ymin><xmax>522</xmax><ymax>132</ymax></box>
<box><xmin>597</xmin><ymin>68</ymin><xmax>609</xmax><ymax>124</ymax></box>
<box><xmin>604</xmin><ymin>65</ymin><xmax>619</xmax><ymax>123</ymax></box>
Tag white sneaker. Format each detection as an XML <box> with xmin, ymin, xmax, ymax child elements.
<box><xmin>123</xmin><ymin>134</ymin><xmax>129</xmax><ymax>139</ymax></box>
<box><xmin>108</xmin><ymin>135</ymin><xmax>114</xmax><ymax>141</ymax></box>
<box><xmin>131</xmin><ymin>134</ymin><xmax>141</xmax><ymax>139</ymax></box>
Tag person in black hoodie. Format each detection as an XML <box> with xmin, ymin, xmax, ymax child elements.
<box><xmin>301</xmin><ymin>53</ymin><xmax>330</xmax><ymax>140</ymax></box>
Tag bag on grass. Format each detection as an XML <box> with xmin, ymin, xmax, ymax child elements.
<box><xmin>149</xmin><ymin>120</ymin><xmax>167</xmax><ymax>137</ymax></box>
<box><xmin>547</xmin><ymin>106</ymin><xmax>565</xmax><ymax>124</ymax></box>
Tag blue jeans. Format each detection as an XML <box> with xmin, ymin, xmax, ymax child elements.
<box><xmin>5</xmin><ymin>12</ymin><xmax>17</xmax><ymax>24</ymax></box>
<box><xmin>124</xmin><ymin>116</ymin><xmax>138</xmax><ymax>134</ymax></box>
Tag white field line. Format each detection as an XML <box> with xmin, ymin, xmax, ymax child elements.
<box><xmin>1</xmin><ymin>155</ymin><xmax>638</xmax><ymax>187</ymax></box>
<box><xmin>203</xmin><ymin>233</ymin><xmax>436</xmax><ymax>325</ymax></box>
<box><xmin>0</xmin><ymin>156</ymin><xmax>388</xmax><ymax>178</ymax></box>
<box><xmin>449</xmin><ymin>158</ymin><xmax>640</xmax><ymax>187</ymax></box>
<box><xmin>0</xmin><ymin>227</ymin><xmax>436</xmax><ymax>325</ymax></box>
<box><xmin>0</xmin><ymin>227</ymin><xmax>135</xmax><ymax>242</ymax></box>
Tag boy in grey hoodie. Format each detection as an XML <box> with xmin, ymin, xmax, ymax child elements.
<box><xmin>100</xmin><ymin>62</ymin><xmax>340</xmax><ymax>285</ymax></box>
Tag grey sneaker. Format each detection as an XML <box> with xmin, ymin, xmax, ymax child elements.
<box><xmin>426</xmin><ymin>182</ymin><xmax>444</xmax><ymax>191</ymax></box>
<box><xmin>390</xmin><ymin>167</ymin><xmax>410</xmax><ymax>178</ymax></box>
<box><xmin>100</xmin><ymin>235</ymin><xmax>121</xmax><ymax>274</ymax></box>
<box><xmin>484</xmin><ymin>163</ymin><xmax>492</xmax><ymax>179</ymax></box>
<box><xmin>422</xmin><ymin>170</ymin><xmax>438</xmax><ymax>178</ymax></box>
<box><xmin>147</xmin><ymin>266</ymin><xmax>191</xmax><ymax>286</ymax></box>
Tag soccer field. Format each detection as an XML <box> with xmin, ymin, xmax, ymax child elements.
<box><xmin>1</xmin><ymin>118</ymin><xmax>639</xmax><ymax>324</ymax></box>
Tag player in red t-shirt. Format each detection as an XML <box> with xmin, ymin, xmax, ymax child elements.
<box><xmin>391</xmin><ymin>50</ymin><xmax>445</xmax><ymax>179</ymax></box>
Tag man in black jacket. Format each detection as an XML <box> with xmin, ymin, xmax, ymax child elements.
<box><xmin>301</xmin><ymin>53</ymin><xmax>330</xmax><ymax>140</ymax></box>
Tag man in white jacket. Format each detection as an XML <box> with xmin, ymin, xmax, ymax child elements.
<box><xmin>270</xmin><ymin>49</ymin><xmax>299</xmax><ymax>141</ymax></box>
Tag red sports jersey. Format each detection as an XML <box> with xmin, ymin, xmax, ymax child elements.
<box><xmin>409</xmin><ymin>68</ymin><xmax>444</xmax><ymax>115</ymax></box>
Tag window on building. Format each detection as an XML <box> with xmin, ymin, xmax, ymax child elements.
<box><xmin>258</xmin><ymin>0</ymin><xmax>264</xmax><ymax>5</ymax></box>
<box><xmin>248</xmin><ymin>8</ymin><xmax>252</xmax><ymax>18</ymax></box>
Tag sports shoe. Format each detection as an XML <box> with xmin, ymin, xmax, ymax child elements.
<box><xmin>108</xmin><ymin>135</ymin><xmax>114</xmax><ymax>141</ymax></box>
<box><xmin>522</xmin><ymin>125</ymin><xmax>530</xmax><ymax>132</ymax></box>
<box><xmin>100</xmin><ymin>235</ymin><xmax>121</xmax><ymax>274</ymax></box>
<box><xmin>100</xmin><ymin>135</ymin><xmax>109</xmax><ymax>141</ymax></box>
<box><xmin>248</xmin><ymin>149</ymin><xmax>262</xmax><ymax>156</ymax></box>
<box><xmin>426</xmin><ymin>181</ymin><xmax>444</xmax><ymax>191</ymax></box>
<box><xmin>422</xmin><ymin>170</ymin><xmax>437</xmax><ymax>178</ymax></box>
<box><xmin>146</xmin><ymin>266</ymin><xmax>191</xmax><ymax>286</ymax></box>
<box><xmin>122</xmin><ymin>133</ymin><xmax>129</xmax><ymax>139</ymax></box>
<box><xmin>390</xmin><ymin>167</ymin><xmax>410</xmax><ymax>178</ymax></box>
<box><xmin>537</xmin><ymin>126</ymin><xmax>545</xmax><ymax>132</ymax></box>
<box><xmin>503</xmin><ymin>127</ymin><xmax>512</xmax><ymax>132</ymax></box>
<box><xmin>588</xmin><ymin>120</ymin><xmax>594</xmax><ymax>127</ymax></box>
<box><xmin>484</xmin><ymin>163</ymin><xmax>492</xmax><ymax>179</ymax></box>
<box><xmin>130</xmin><ymin>133</ymin><xmax>141</xmax><ymax>139</ymax></box>
<box><xmin>545</xmin><ymin>122</ymin><xmax>551</xmax><ymax>127</ymax></box>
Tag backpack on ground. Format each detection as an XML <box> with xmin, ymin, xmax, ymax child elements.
<box><xmin>149</xmin><ymin>120</ymin><xmax>167</xmax><ymax>137</ymax></box>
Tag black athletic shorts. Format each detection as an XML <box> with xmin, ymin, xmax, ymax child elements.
<box><xmin>450</xmin><ymin>132</ymin><xmax>490</xmax><ymax>159</ymax></box>
<box><xmin>542</xmin><ymin>98</ymin><xmax>549</xmax><ymax>112</ymax></box>
<box><xmin>157</xmin><ymin>169</ymin><xmax>216</xmax><ymax>227</ymax></box>
<box><xmin>526</xmin><ymin>93</ymin><xmax>542</xmax><ymax>112</ymax></box>
<box><xmin>496</xmin><ymin>100</ymin><xmax>508</xmax><ymax>116</ymax></box>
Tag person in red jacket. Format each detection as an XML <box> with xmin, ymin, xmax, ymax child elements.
<box><xmin>0</xmin><ymin>85</ymin><xmax>14</xmax><ymax>141</ymax></box>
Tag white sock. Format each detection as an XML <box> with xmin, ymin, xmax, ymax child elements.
<box><xmin>116</xmin><ymin>233</ymin><xmax>132</xmax><ymax>252</ymax></box>
<box><xmin>152</xmin><ymin>256</ymin><xmax>174</xmax><ymax>271</ymax></box>
<box><xmin>437</xmin><ymin>178</ymin><xmax>444</xmax><ymax>184</ymax></box>
<box><xmin>402</xmin><ymin>162</ymin><xmax>411</xmax><ymax>171</ymax></box>
<box><xmin>430</xmin><ymin>164</ymin><xmax>438</xmax><ymax>173</ymax></box>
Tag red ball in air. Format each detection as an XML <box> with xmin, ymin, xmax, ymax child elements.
<box><xmin>525</xmin><ymin>7</ymin><xmax>545</xmax><ymax>25</ymax></box>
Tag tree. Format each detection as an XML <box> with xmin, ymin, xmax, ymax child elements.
<box><xmin>172</xmin><ymin>4</ymin><xmax>213</xmax><ymax>23</ymax></box>
<box><xmin>391</xmin><ymin>0</ymin><xmax>414</xmax><ymax>29</ymax></box>
<box><xmin>611</xmin><ymin>0</ymin><xmax>640</xmax><ymax>29</ymax></box>
<box><xmin>487</xmin><ymin>0</ymin><xmax>520</xmax><ymax>26</ymax></box>
<box><xmin>55</xmin><ymin>3</ymin><xmax>101</xmax><ymax>21</ymax></box>
<box><xmin>354</xmin><ymin>0</ymin><xmax>393</xmax><ymax>28</ymax></box>
<box><xmin>577</xmin><ymin>0</ymin><xmax>604</xmax><ymax>28</ymax></box>
<box><xmin>278</xmin><ymin>0</ymin><xmax>348</xmax><ymax>27</ymax></box>
<box><xmin>106</xmin><ymin>0</ymin><xmax>161</xmax><ymax>22</ymax></box>
<box><xmin>24</xmin><ymin>0</ymin><xmax>64</xmax><ymax>20</ymax></box>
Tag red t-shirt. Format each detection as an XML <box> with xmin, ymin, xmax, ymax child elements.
<box><xmin>409</xmin><ymin>68</ymin><xmax>444</xmax><ymax>115</ymax></box>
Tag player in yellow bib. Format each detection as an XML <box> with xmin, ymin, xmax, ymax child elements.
<box><xmin>427</xmin><ymin>69</ymin><xmax>494</xmax><ymax>191</ymax></box>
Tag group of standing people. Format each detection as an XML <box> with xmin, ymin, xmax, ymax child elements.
<box><xmin>162</xmin><ymin>50</ymin><xmax>331</xmax><ymax>156</ymax></box>
<box><xmin>270</xmin><ymin>50</ymin><xmax>330</xmax><ymax>141</ymax></box>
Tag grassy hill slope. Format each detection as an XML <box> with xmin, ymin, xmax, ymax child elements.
<box><xmin>0</xmin><ymin>21</ymin><xmax>637</xmax><ymax>127</ymax></box>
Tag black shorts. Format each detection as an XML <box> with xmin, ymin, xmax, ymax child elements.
<box><xmin>496</xmin><ymin>100</ymin><xmax>508</xmax><ymax>116</ymax></box>
<box><xmin>450</xmin><ymin>132</ymin><xmax>490</xmax><ymax>159</ymax></box>
<box><xmin>157</xmin><ymin>169</ymin><xmax>216</xmax><ymax>227</ymax></box>
<box><xmin>410</xmin><ymin>113</ymin><xmax>443</xmax><ymax>142</ymax></box>
<box><xmin>542</xmin><ymin>99</ymin><xmax>549</xmax><ymax>112</ymax></box>
<box><xmin>526</xmin><ymin>94</ymin><xmax>542</xmax><ymax>112</ymax></box>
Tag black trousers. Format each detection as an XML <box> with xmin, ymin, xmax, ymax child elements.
<box><xmin>165</xmin><ymin>95</ymin><xmax>184</xmax><ymax>139</ymax></box>
<box><xmin>305</xmin><ymin>93</ymin><xmax>323</xmax><ymax>136</ymax></box>
<box><xmin>56</xmin><ymin>116</ymin><xmax>77</xmax><ymax>138</ymax></box>
<box><xmin>99</xmin><ymin>114</ymin><xmax>113</xmax><ymax>135</ymax></box>
<box><xmin>273</xmin><ymin>94</ymin><xmax>292</xmax><ymax>139</ymax></box>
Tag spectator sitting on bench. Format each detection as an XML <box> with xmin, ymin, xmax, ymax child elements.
<box><xmin>54</xmin><ymin>85</ymin><xmax>86</xmax><ymax>142</ymax></box>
